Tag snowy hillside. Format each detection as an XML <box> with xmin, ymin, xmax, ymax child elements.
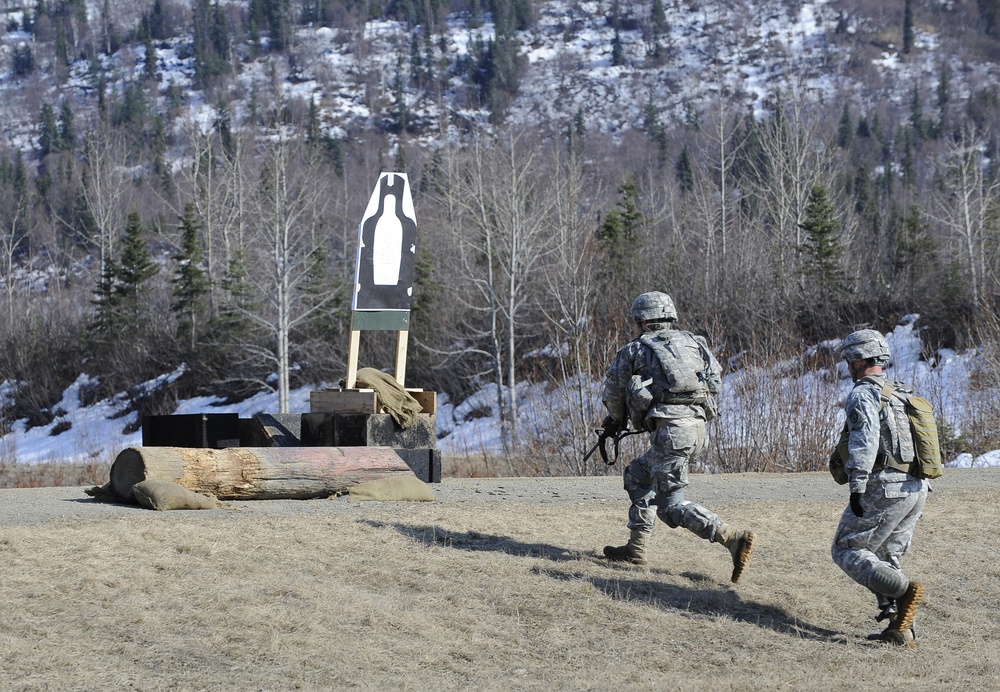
<box><xmin>0</xmin><ymin>0</ymin><xmax>996</xmax><ymax>150</ymax></box>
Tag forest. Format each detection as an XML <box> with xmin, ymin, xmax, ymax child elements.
<box><xmin>1</xmin><ymin>0</ymin><xmax>999</xmax><ymax>471</ymax></box>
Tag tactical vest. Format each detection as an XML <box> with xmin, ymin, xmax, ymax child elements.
<box><xmin>626</xmin><ymin>330</ymin><xmax>715</xmax><ymax>429</ymax></box>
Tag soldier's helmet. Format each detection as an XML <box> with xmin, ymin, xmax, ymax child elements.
<box><xmin>839</xmin><ymin>329</ymin><xmax>891</xmax><ymax>366</ymax></box>
<box><xmin>630</xmin><ymin>292</ymin><xmax>677</xmax><ymax>324</ymax></box>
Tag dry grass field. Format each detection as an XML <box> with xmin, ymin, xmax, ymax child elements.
<box><xmin>1</xmin><ymin>469</ymin><xmax>999</xmax><ymax>691</ymax></box>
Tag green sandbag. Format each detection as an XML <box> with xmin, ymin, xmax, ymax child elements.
<box><xmin>346</xmin><ymin>474</ymin><xmax>435</xmax><ymax>502</ymax></box>
<box><xmin>133</xmin><ymin>479</ymin><xmax>220</xmax><ymax>511</ymax></box>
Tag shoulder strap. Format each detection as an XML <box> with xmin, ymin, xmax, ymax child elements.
<box><xmin>856</xmin><ymin>375</ymin><xmax>894</xmax><ymax>412</ymax></box>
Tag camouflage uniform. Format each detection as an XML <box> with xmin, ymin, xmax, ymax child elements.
<box><xmin>601</xmin><ymin>327</ymin><xmax>725</xmax><ymax>539</ymax></box>
<box><xmin>831</xmin><ymin>374</ymin><xmax>929</xmax><ymax>617</ymax></box>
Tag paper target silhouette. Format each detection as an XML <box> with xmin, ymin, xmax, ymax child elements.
<box><xmin>352</xmin><ymin>173</ymin><xmax>416</xmax><ymax>311</ymax></box>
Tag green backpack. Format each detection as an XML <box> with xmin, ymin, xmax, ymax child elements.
<box><xmin>829</xmin><ymin>378</ymin><xmax>944</xmax><ymax>483</ymax></box>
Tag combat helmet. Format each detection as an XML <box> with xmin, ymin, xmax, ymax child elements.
<box><xmin>630</xmin><ymin>292</ymin><xmax>677</xmax><ymax>324</ymax></box>
<box><xmin>839</xmin><ymin>329</ymin><xmax>891</xmax><ymax>366</ymax></box>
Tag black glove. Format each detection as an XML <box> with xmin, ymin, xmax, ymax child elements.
<box><xmin>849</xmin><ymin>492</ymin><xmax>864</xmax><ymax>518</ymax></box>
<box><xmin>601</xmin><ymin>415</ymin><xmax>622</xmax><ymax>436</ymax></box>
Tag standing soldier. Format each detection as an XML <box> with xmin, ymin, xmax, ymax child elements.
<box><xmin>831</xmin><ymin>329</ymin><xmax>927</xmax><ymax>648</ymax></box>
<box><xmin>600</xmin><ymin>292</ymin><xmax>756</xmax><ymax>583</ymax></box>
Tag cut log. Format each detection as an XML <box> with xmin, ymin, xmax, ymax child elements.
<box><xmin>110</xmin><ymin>446</ymin><xmax>414</xmax><ymax>501</ymax></box>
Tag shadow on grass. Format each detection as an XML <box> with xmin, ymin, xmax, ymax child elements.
<box><xmin>361</xmin><ymin>520</ymin><xmax>584</xmax><ymax>562</ymax></box>
<box><xmin>547</xmin><ymin>567</ymin><xmax>846</xmax><ymax>643</ymax></box>
<box><xmin>367</xmin><ymin>520</ymin><xmax>845</xmax><ymax>643</ymax></box>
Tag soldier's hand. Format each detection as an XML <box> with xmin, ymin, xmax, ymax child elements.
<box><xmin>601</xmin><ymin>415</ymin><xmax>621</xmax><ymax>435</ymax></box>
<box><xmin>849</xmin><ymin>492</ymin><xmax>865</xmax><ymax>518</ymax></box>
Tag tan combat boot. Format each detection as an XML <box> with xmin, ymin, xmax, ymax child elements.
<box><xmin>716</xmin><ymin>523</ymin><xmax>756</xmax><ymax>584</ymax></box>
<box><xmin>891</xmin><ymin>581</ymin><xmax>924</xmax><ymax>634</ymax></box>
<box><xmin>603</xmin><ymin>529</ymin><xmax>650</xmax><ymax>566</ymax></box>
<box><xmin>867</xmin><ymin>619</ymin><xmax>917</xmax><ymax>649</ymax></box>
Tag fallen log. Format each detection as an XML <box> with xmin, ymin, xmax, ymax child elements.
<box><xmin>110</xmin><ymin>446</ymin><xmax>415</xmax><ymax>501</ymax></box>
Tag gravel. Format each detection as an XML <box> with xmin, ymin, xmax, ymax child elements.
<box><xmin>2</xmin><ymin>468</ymin><xmax>998</xmax><ymax>527</ymax></box>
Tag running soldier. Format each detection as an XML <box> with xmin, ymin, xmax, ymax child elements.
<box><xmin>600</xmin><ymin>292</ymin><xmax>756</xmax><ymax>583</ymax></box>
<box><xmin>831</xmin><ymin>329</ymin><xmax>927</xmax><ymax>648</ymax></box>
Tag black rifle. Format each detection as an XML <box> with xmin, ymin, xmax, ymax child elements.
<box><xmin>583</xmin><ymin>420</ymin><xmax>643</xmax><ymax>466</ymax></box>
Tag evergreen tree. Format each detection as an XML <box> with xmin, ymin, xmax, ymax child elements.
<box><xmin>115</xmin><ymin>210</ymin><xmax>160</xmax><ymax>330</ymax></box>
<box><xmin>643</xmin><ymin>95</ymin><xmax>668</xmax><ymax>166</ymax></box>
<box><xmin>675</xmin><ymin>145</ymin><xmax>694</xmax><ymax>194</ymax></box>
<box><xmin>143</xmin><ymin>32</ymin><xmax>157</xmax><ymax>81</ymax></box>
<box><xmin>171</xmin><ymin>204</ymin><xmax>209</xmax><ymax>351</ymax></box>
<box><xmin>978</xmin><ymin>0</ymin><xmax>1000</xmax><ymax>36</ymax></box>
<box><xmin>296</xmin><ymin>244</ymin><xmax>344</xmax><ymax>348</ymax></box>
<box><xmin>90</xmin><ymin>257</ymin><xmax>120</xmax><ymax>338</ymax></box>
<box><xmin>856</xmin><ymin>114</ymin><xmax>871</xmax><ymax>139</ymax></box>
<box><xmin>249</xmin><ymin>0</ymin><xmax>292</xmax><ymax>52</ymax></box>
<box><xmin>12</xmin><ymin>43</ymin><xmax>35</xmax><ymax>77</ymax></box>
<box><xmin>651</xmin><ymin>0</ymin><xmax>665</xmax><ymax>36</ymax></box>
<box><xmin>798</xmin><ymin>183</ymin><xmax>845</xmax><ymax>336</ymax></box>
<box><xmin>903</xmin><ymin>0</ymin><xmax>914</xmax><ymax>54</ymax></box>
<box><xmin>596</xmin><ymin>179</ymin><xmax>646</xmax><ymax>303</ymax></box>
<box><xmin>306</xmin><ymin>97</ymin><xmax>320</xmax><ymax>146</ymax></box>
<box><xmin>837</xmin><ymin>102</ymin><xmax>854</xmax><ymax>149</ymax></box>
<box><xmin>611</xmin><ymin>28</ymin><xmax>625</xmax><ymax>66</ymax></box>
<box><xmin>58</xmin><ymin>99</ymin><xmax>74</xmax><ymax>150</ymax></box>
<box><xmin>38</xmin><ymin>103</ymin><xmax>59</xmax><ymax>156</ymax></box>
<box><xmin>193</xmin><ymin>0</ymin><xmax>229</xmax><ymax>86</ymax></box>
<box><xmin>393</xmin><ymin>57</ymin><xmax>408</xmax><ymax>132</ymax></box>
<box><xmin>937</xmin><ymin>63</ymin><xmax>950</xmax><ymax>138</ymax></box>
<box><xmin>799</xmin><ymin>183</ymin><xmax>844</xmax><ymax>290</ymax></box>
<box><xmin>910</xmin><ymin>84</ymin><xmax>926</xmax><ymax>140</ymax></box>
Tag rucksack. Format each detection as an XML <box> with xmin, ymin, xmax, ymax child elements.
<box><xmin>828</xmin><ymin>377</ymin><xmax>943</xmax><ymax>483</ymax></box>
<box><xmin>875</xmin><ymin>380</ymin><xmax>944</xmax><ymax>479</ymax></box>
<box><xmin>626</xmin><ymin>330</ymin><xmax>717</xmax><ymax>430</ymax></box>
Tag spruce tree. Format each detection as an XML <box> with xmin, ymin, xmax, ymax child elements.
<box><xmin>837</xmin><ymin>102</ymin><xmax>854</xmax><ymax>149</ymax></box>
<box><xmin>58</xmin><ymin>99</ymin><xmax>74</xmax><ymax>150</ymax></box>
<box><xmin>798</xmin><ymin>184</ymin><xmax>845</xmax><ymax>336</ymax></box>
<box><xmin>675</xmin><ymin>145</ymin><xmax>694</xmax><ymax>194</ymax></box>
<box><xmin>903</xmin><ymin>0</ymin><xmax>914</xmax><ymax>54</ymax></box>
<box><xmin>171</xmin><ymin>203</ymin><xmax>209</xmax><ymax>352</ymax></box>
<box><xmin>799</xmin><ymin>184</ymin><xmax>844</xmax><ymax>291</ymax></box>
<box><xmin>38</xmin><ymin>103</ymin><xmax>58</xmax><ymax>156</ymax></box>
<box><xmin>115</xmin><ymin>210</ymin><xmax>160</xmax><ymax>331</ymax></box>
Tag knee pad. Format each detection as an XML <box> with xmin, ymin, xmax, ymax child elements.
<box><xmin>869</xmin><ymin>563</ymin><xmax>906</xmax><ymax>598</ymax></box>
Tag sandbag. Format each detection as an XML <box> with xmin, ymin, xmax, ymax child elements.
<box><xmin>133</xmin><ymin>479</ymin><xmax>220</xmax><ymax>511</ymax></box>
<box><xmin>351</xmin><ymin>367</ymin><xmax>424</xmax><ymax>428</ymax></box>
<box><xmin>346</xmin><ymin>474</ymin><xmax>435</xmax><ymax>502</ymax></box>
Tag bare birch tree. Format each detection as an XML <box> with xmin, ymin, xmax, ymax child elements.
<box><xmin>79</xmin><ymin>126</ymin><xmax>131</xmax><ymax>286</ymax></box>
<box><xmin>238</xmin><ymin>131</ymin><xmax>336</xmax><ymax>412</ymax></box>
<box><xmin>929</xmin><ymin>125</ymin><xmax>1000</xmax><ymax>309</ymax></box>
<box><xmin>539</xmin><ymin>144</ymin><xmax>609</xmax><ymax>474</ymax></box>
<box><xmin>449</xmin><ymin>132</ymin><xmax>556</xmax><ymax>460</ymax></box>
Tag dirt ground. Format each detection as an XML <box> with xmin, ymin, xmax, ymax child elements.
<box><xmin>2</xmin><ymin>469</ymin><xmax>999</xmax><ymax>691</ymax></box>
<box><xmin>1</xmin><ymin>467</ymin><xmax>993</xmax><ymax>525</ymax></box>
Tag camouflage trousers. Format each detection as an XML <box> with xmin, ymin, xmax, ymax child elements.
<box><xmin>831</xmin><ymin>469</ymin><xmax>928</xmax><ymax>599</ymax></box>
<box><xmin>622</xmin><ymin>421</ymin><xmax>723</xmax><ymax>541</ymax></box>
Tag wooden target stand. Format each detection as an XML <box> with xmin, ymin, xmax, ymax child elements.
<box><xmin>313</xmin><ymin>307</ymin><xmax>435</xmax><ymax>422</ymax></box>
<box><xmin>344</xmin><ymin>310</ymin><xmax>410</xmax><ymax>389</ymax></box>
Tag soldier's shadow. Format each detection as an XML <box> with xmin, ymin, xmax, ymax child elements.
<box><xmin>544</xmin><ymin>568</ymin><xmax>845</xmax><ymax>643</ymax></box>
<box><xmin>360</xmin><ymin>520</ymin><xmax>584</xmax><ymax>562</ymax></box>
<box><xmin>360</xmin><ymin>520</ymin><xmax>845</xmax><ymax>643</ymax></box>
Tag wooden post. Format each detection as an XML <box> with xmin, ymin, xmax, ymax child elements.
<box><xmin>347</xmin><ymin>310</ymin><xmax>410</xmax><ymax>389</ymax></box>
<box><xmin>346</xmin><ymin>329</ymin><xmax>362</xmax><ymax>389</ymax></box>
<box><xmin>394</xmin><ymin>329</ymin><xmax>409</xmax><ymax>386</ymax></box>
